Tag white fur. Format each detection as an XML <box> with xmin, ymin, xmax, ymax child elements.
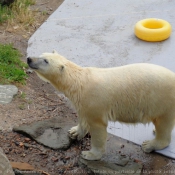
<box><xmin>30</xmin><ymin>52</ymin><xmax>175</xmax><ymax>160</ymax></box>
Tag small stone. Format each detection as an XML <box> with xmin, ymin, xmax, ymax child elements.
<box><xmin>65</xmin><ymin>156</ymin><xmax>70</xmax><ymax>160</ymax></box>
<box><xmin>39</xmin><ymin>151</ymin><xmax>47</xmax><ymax>155</ymax></box>
<box><xmin>19</xmin><ymin>142</ymin><xmax>24</xmax><ymax>147</ymax></box>
<box><xmin>24</xmin><ymin>143</ymin><xmax>31</xmax><ymax>148</ymax></box>
<box><xmin>52</xmin><ymin>157</ymin><xmax>58</xmax><ymax>162</ymax></box>
<box><xmin>24</xmin><ymin>138</ymin><xmax>31</xmax><ymax>142</ymax></box>
<box><xmin>21</xmin><ymin>153</ymin><xmax>26</xmax><ymax>157</ymax></box>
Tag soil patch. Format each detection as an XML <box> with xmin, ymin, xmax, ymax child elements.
<box><xmin>0</xmin><ymin>0</ymin><xmax>66</xmax><ymax>130</ymax></box>
<box><xmin>0</xmin><ymin>131</ymin><xmax>90</xmax><ymax>174</ymax></box>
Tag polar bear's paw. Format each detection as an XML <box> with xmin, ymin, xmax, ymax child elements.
<box><xmin>68</xmin><ymin>125</ymin><xmax>85</xmax><ymax>140</ymax></box>
<box><xmin>142</xmin><ymin>140</ymin><xmax>155</xmax><ymax>153</ymax></box>
<box><xmin>81</xmin><ymin>151</ymin><xmax>102</xmax><ymax>160</ymax></box>
<box><xmin>68</xmin><ymin>126</ymin><xmax>79</xmax><ymax>139</ymax></box>
<box><xmin>142</xmin><ymin>139</ymin><xmax>169</xmax><ymax>153</ymax></box>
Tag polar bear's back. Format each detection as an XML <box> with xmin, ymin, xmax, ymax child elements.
<box><xmin>84</xmin><ymin>63</ymin><xmax>175</xmax><ymax>124</ymax></box>
<box><xmin>88</xmin><ymin>63</ymin><xmax>175</xmax><ymax>94</ymax></box>
<box><xmin>89</xmin><ymin>63</ymin><xmax>175</xmax><ymax>83</ymax></box>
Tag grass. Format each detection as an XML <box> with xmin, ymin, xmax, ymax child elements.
<box><xmin>10</xmin><ymin>0</ymin><xmax>36</xmax><ymax>29</ymax></box>
<box><xmin>0</xmin><ymin>44</ymin><xmax>28</xmax><ymax>84</ymax></box>
<box><xmin>0</xmin><ymin>0</ymin><xmax>36</xmax><ymax>29</ymax></box>
<box><xmin>0</xmin><ymin>4</ymin><xmax>11</xmax><ymax>23</ymax></box>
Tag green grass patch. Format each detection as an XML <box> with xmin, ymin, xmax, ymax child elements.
<box><xmin>0</xmin><ymin>5</ymin><xmax>12</xmax><ymax>23</ymax></box>
<box><xmin>0</xmin><ymin>0</ymin><xmax>36</xmax><ymax>25</ymax></box>
<box><xmin>0</xmin><ymin>44</ymin><xmax>28</xmax><ymax>84</ymax></box>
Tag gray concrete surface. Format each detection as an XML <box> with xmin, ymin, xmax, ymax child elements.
<box><xmin>27</xmin><ymin>0</ymin><xmax>175</xmax><ymax>70</ymax></box>
<box><xmin>27</xmin><ymin>0</ymin><xmax>175</xmax><ymax>159</ymax></box>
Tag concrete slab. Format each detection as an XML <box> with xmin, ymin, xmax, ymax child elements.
<box><xmin>27</xmin><ymin>0</ymin><xmax>175</xmax><ymax>159</ymax></box>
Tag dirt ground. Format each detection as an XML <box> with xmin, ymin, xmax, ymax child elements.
<box><xmin>0</xmin><ymin>0</ymin><xmax>175</xmax><ymax>175</ymax></box>
<box><xmin>0</xmin><ymin>0</ymin><xmax>89</xmax><ymax>174</ymax></box>
<box><xmin>0</xmin><ymin>0</ymin><xmax>65</xmax><ymax>131</ymax></box>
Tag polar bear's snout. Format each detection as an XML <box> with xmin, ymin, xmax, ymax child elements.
<box><xmin>27</xmin><ymin>57</ymin><xmax>49</xmax><ymax>70</ymax></box>
<box><xmin>27</xmin><ymin>57</ymin><xmax>39</xmax><ymax>70</ymax></box>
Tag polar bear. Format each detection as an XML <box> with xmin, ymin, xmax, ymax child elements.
<box><xmin>27</xmin><ymin>51</ymin><xmax>175</xmax><ymax>160</ymax></box>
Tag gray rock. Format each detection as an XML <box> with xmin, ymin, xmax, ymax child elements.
<box><xmin>0</xmin><ymin>148</ymin><xmax>14</xmax><ymax>175</ymax></box>
<box><xmin>13</xmin><ymin>116</ymin><xmax>76</xmax><ymax>150</ymax></box>
<box><xmin>0</xmin><ymin>85</ymin><xmax>18</xmax><ymax>104</ymax></box>
<box><xmin>79</xmin><ymin>155</ymin><xmax>142</xmax><ymax>175</ymax></box>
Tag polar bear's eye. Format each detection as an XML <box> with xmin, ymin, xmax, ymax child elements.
<box><xmin>44</xmin><ymin>59</ymin><xmax>49</xmax><ymax>64</ymax></box>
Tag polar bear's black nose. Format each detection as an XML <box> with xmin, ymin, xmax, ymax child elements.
<box><xmin>27</xmin><ymin>57</ymin><xmax>32</xmax><ymax>64</ymax></box>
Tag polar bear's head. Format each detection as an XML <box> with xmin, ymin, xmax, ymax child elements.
<box><xmin>27</xmin><ymin>50</ymin><xmax>67</xmax><ymax>83</ymax></box>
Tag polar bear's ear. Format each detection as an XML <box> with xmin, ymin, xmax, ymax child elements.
<box><xmin>52</xmin><ymin>50</ymin><xmax>58</xmax><ymax>54</ymax></box>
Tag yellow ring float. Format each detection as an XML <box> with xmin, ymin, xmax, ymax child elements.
<box><xmin>134</xmin><ymin>18</ymin><xmax>172</xmax><ymax>42</ymax></box>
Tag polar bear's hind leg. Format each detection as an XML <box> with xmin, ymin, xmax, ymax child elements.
<box><xmin>142</xmin><ymin>114</ymin><xmax>175</xmax><ymax>153</ymax></box>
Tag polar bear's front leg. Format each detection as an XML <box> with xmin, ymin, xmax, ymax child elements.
<box><xmin>68</xmin><ymin>124</ymin><xmax>87</xmax><ymax>140</ymax></box>
<box><xmin>81</xmin><ymin>124</ymin><xmax>107</xmax><ymax>160</ymax></box>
